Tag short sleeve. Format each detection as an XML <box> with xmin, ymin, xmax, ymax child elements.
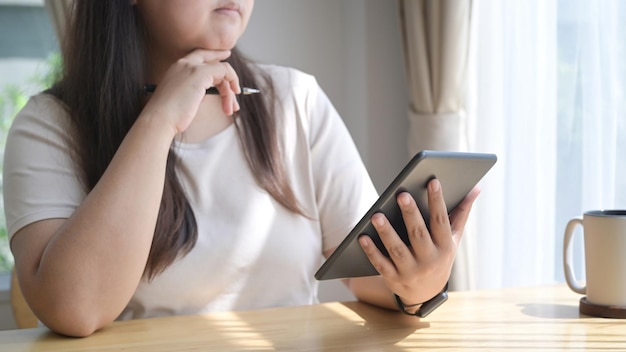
<box><xmin>3</xmin><ymin>94</ymin><xmax>86</xmax><ymax>239</ymax></box>
<box><xmin>302</xmin><ymin>77</ymin><xmax>379</xmax><ymax>253</ymax></box>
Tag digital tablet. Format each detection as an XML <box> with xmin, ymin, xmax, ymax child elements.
<box><xmin>314</xmin><ymin>150</ymin><xmax>497</xmax><ymax>280</ymax></box>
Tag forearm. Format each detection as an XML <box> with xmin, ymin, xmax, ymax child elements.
<box><xmin>346</xmin><ymin>276</ymin><xmax>397</xmax><ymax>311</ymax></box>
<box><xmin>20</xmin><ymin>114</ymin><xmax>176</xmax><ymax>335</ymax></box>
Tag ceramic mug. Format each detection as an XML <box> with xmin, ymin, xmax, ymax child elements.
<box><xmin>563</xmin><ymin>210</ymin><xmax>626</xmax><ymax>307</ymax></box>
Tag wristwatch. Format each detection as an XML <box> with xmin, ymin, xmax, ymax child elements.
<box><xmin>394</xmin><ymin>283</ymin><xmax>449</xmax><ymax>318</ymax></box>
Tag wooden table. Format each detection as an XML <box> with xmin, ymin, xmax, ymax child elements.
<box><xmin>0</xmin><ymin>285</ymin><xmax>624</xmax><ymax>351</ymax></box>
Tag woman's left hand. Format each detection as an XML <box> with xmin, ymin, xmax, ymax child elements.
<box><xmin>358</xmin><ymin>179</ymin><xmax>480</xmax><ymax>306</ymax></box>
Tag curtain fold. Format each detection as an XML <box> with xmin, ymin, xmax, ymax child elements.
<box><xmin>399</xmin><ymin>0</ymin><xmax>472</xmax><ymax>153</ymax></box>
<box><xmin>399</xmin><ymin>0</ymin><xmax>474</xmax><ymax>290</ymax></box>
<box><xmin>44</xmin><ymin>0</ymin><xmax>73</xmax><ymax>44</ymax></box>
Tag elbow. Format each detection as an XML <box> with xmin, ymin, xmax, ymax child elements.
<box><xmin>42</xmin><ymin>317</ymin><xmax>100</xmax><ymax>337</ymax></box>
<box><xmin>42</xmin><ymin>313</ymin><xmax>102</xmax><ymax>337</ymax></box>
<box><xmin>48</xmin><ymin>324</ymin><xmax>98</xmax><ymax>338</ymax></box>
<box><xmin>35</xmin><ymin>304</ymin><xmax>109</xmax><ymax>337</ymax></box>
<box><xmin>22</xmin><ymin>283</ymin><xmax>122</xmax><ymax>337</ymax></box>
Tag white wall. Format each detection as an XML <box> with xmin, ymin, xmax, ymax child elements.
<box><xmin>239</xmin><ymin>0</ymin><xmax>409</xmax><ymax>302</ymax></box>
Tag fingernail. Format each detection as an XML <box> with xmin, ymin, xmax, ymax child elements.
<box><xmin>430</xmin><ymin>179</ymin><xmax>440</xmax><ymax>192</ymax></box>
<box><xmin>359</xmin><ymin>236</ymin><xmax>369</xmax><ymax>248</ymax></box>
<box><xmin>372</xmin><ymin>213</ymin><xmax>384</xmax><ymax>227</ymax></box>
<box><xmin>398</xmin><ymin>192</ymin><xmax>411</xmax><ymax>206</ymax></box>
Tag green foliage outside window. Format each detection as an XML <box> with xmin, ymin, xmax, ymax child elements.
<box><xmin>0</xmin><ymin>53</ymin><xmax>62</xmax><ymax>272</ymax></box>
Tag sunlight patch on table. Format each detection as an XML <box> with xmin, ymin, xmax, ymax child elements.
<box><xmin>202</xmin><ymin>312</ymin><xmax>274</xmax><ymax>349</ymax></box>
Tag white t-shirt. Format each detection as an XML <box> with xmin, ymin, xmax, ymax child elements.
<box><xmin>3</xmin><ymin>65</ymin><xmax>378</xmax><ymax>320</ymax></box>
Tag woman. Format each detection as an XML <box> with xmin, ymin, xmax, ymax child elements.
<box><xmin>4</xmin><ymin>0</ymin><xmax>479</xmax><ymax>337</ymax></box>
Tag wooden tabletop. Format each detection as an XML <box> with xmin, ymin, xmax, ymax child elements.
<box><xmin>0</xmin><ymin>285</ymin><xmax>624</xmax><ymax>351</ymax></box>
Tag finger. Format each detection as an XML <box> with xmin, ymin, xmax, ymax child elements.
<box><xmin>358</xmin><ymin>234</ymin><xmax>398</xmax><ymax>279</ymax></box>
<box><xmin>222</xmin><ymin>81</ymin><xmax>240</xmax><ymax>115</ymax></box>
<box><xmin>185</xmin><ymin>49</ymin><xmax>232</xmax><ymax>64</ymax></box>
<box><xmin>233</xmin><ymin>95</ymin><xmax>240</xmax><ymax>113</ymax></box>
<box><xmin>397</xmin><ymin>192</ymin><xmax>436</xmax><ymax>258</ymax></box>
<box><xmin>224</xmin><ymin>91</ymin><xmax>239</xmax><ymax>116</ymax></box>
<box><xmin>370</xmin><ymin>212</ymin><xmax>418</xmax><ymax>276</ymax></box>
<box><xmin>229</xmin><ymin>76</ymin><xmax>242</xmax><ymax>95</ymax></box>
<box><xmin>210</xmin><ymin>64</ymin><xmax>240</xmax><ymax>115</ymax></box>
<box><xmin>213</xmin><ymin>62</ymin><xmax>240</xmax><ymax>95</ymax></box>
<box><xmin>427</xmin><ymin>179</ymin><xmax>452</xmax><ymax>248</ymax></box>
<box><xmin>221</xmin><ymin>96</ymin><xmax>232</xmax><ymax>116</ymax></box>
<box><xmin>449</xmin><ymin>186</ymin><xmax>481</xmax><ymax>244</ymax></box>
<box><xmin>225</xmin><ymin>63</ymin><xmax>242</xmax><ymax>95</ymax></box>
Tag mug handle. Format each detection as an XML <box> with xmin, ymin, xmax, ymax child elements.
<box><xmin>563</xmin><ymin>217</ymin><xmax>586</xmax><ymax>294</ymax></box>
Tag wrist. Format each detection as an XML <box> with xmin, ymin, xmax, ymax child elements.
<box><xmin>396</xmin><ymin>299</ymin><xmax>422</xmax><ymax>315</ymax></box>
<box><xmin>394</xmin><ymin>283</ymin><xmax>449</xmax><ymax>318</ymax></box>
<box><xmin>135</xmin><ymin>111</ymin><xmax>178</xmax><ymax>143</ymax></box>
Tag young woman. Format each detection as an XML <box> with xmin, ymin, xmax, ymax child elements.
<box><xmin>4</xmin><ymin>0</ymin><xmax>479</xmax><ymax>337</ymax></box>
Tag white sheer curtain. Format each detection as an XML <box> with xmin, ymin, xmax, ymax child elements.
<box><xmin>468</xmin><ymin>0</ymin><xmax>626</xmax><ymax>289</ymax></box>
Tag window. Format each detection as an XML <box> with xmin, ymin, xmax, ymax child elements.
<box><xmin>555</xmin><ymin>0</ymin><xmax>626</xmax><ymax>280</ymax></box>
<box><xmin>0</xmin><ymin>1</ymin><xmax>59</xmax><ymax>272</ymax></box>
<box><xmin>468</xmin><ymin>0</ymin><xmax>626</xmax><ymax>288</ymax></box>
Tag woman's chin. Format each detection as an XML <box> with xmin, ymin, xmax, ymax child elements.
<box><xmin>208</xmin><ymin>31</ymin><xmax>243</xmax><ymax>51</ymax></box>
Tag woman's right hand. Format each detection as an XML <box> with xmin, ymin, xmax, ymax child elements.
<box><xmin>140</xmin><ymin>49</ymin><xmax>241</xmax><ymax>136</ymax></box>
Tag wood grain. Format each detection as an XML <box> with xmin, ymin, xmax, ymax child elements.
<box><xmin>1</xmin><ymin>285</ymin><xmax>624</xmax><ymax>351</ymax></box>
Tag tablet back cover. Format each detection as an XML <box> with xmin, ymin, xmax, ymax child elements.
<box><xmin>315</xmin><ymin>150</ymin><xmax>497</xmax><ymax>280</ymax></box>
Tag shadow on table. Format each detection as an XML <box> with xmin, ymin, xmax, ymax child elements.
<box><xmin>517</xmin><ymin>303</ymin><xmax>587</xmax><ymax>319</ymax></box>
<box><xmin>310</xmin><ymin>301</ymin><xmax>430</xmax><ymax>350</ymax></box>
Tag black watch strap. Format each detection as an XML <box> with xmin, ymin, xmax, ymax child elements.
<box><xmin>394</xmin><ymin>283</ymin><xmax>449</xmax><ymax>318</ymax></box>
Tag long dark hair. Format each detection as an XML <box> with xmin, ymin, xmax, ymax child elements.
<box><xmin>50</xmin><ymin>1</ymin><xmax>303</xmax><ymax>279</ymax></box>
